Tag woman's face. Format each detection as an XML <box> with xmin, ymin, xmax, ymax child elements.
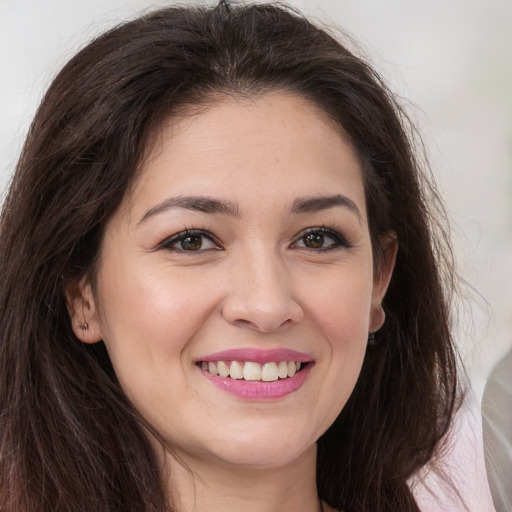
<box><xmin>71</xmin><ymin>92</ymin><xmax>395</xmax><ymax>469</ymax></box>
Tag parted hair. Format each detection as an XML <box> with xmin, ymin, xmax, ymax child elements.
<box><xmin>0</xmin><ymin>2</ymin><xmax>460</xmax><ymax>511</ymax></box>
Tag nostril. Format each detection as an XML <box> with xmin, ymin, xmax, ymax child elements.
<box><xmin>230</xmin><ymin>317</ymin><xmax>295</xmax><ymax>334</ymax></box>
<box><xmin>231</xmin><ymin>319</ymin><xmax>257</xmax><ymax>330</ymax></box>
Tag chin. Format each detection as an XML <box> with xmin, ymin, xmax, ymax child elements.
<box><xmin>196</xmin><ymin>421</ymin><xmax>319</xmax><ymax>469</ymax></box>
<box><xmin>212</xmin><ymin>440</ymin><xmax>315</xmax><ymax>470</ymax></box>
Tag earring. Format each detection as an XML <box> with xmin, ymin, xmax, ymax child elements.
<box><xmin>80</xmin><ymin>322</ymin><xmax>89</xmax><ymax>331</ymax></box>
<box><xmin>368</xmin><ymin>331</ymin><xmax>376</xmax><ymax>345</ymax></box>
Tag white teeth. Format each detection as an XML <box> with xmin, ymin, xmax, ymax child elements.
<box><xmin>278</xmin><ymin>361</ymin><xmax>288</xmax><ymax>379</ymax></box>
<box><xmin>217</xmin><ymin>360</ymin><xmax>230</xmax><ymax>378</ymax></box>
<box><xmin>208</xmin><ymin>361</ymin><xmax>218</xmax><ymax>375</ymax></box>
<box><xmin>229</xmin><ymin>361</ymin><xmax>244</xmax><ymax>380</ymax></box>
<box><xmin>287</xmin><ymin>361</ymin><xmax>296</xmax><ymax>377</ymax></box>
<box><xmin>243</xmin><ymin>362</ymin><xmax>262</xmax><ymax>381</ymax></box>
<box><xmin>202</xmin><ymin>360</ymin><xmax>305</xmax><ymax>380</ymax></box>
<box><xmin>261</xmin><ymin>362</ymin><xmax>279</xmax><ymax>381</ymax></box>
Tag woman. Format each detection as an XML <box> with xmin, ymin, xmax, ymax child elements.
<box><xmin>0</xmin><ymin>1</ymin><xmax>463</xmax><ymax>511</ymax></box>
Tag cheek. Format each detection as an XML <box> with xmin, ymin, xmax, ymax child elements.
<box><xmin>94</xmin><ymin>267</ymin><xmax>222</xmax><ymax>427</ymax></box>
<box><xmin>314</xmin><ymin>284</ymin><xmax>370</xmax><ymax>378</ymax></box>
<box><xmin>300</xmin><ymin>264</ymin><xmax>372</xmax><ymax>427</ymax></box>
<box><xmin>95</xmin><ymin>263</ymin><xmax>222</xmax><ymax>379</ymax></box>
<box><xmin>301</xmin><ymin>261</ymin><xmax>374</xmax><ymax>346</ymax></box>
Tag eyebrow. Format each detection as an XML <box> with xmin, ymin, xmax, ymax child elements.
<box><xmin>138</xmin><ymin>193</ymin><xmax>361</xmax><ymax>226</ymax></box>
<box><xmin>290</xmin><ymin>194</ymin><xmax>361</xmax><ymax>220</ymax></box>
<box><xmin>137</xmin><ymin>195</ymin><xmax>240</xmax><ymax>225</ymax></box>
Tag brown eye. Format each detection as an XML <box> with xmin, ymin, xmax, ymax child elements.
<box><xmin>180</xmin><ymin>235</ymin><xmax>203</xmax><ymax>251</ymax></box>
<box><xmin>160</xmin><ymin>230</ymin><xmax>220</xmax><ymax>252</ymax></box>
<box><xmin>294</xmin><ymin>228</ymin><xmax>350</xmax><ymax>251</ymax></box>
<box><xmin>303</xmin><ymin>232</ymin><xmax>325</xmax><ymax>249</ymax></box>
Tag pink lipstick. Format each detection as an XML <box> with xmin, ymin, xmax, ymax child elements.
<box><xmin>196</xmin><ymin>348</ymin><xmax>314</xmax><ymax>400</ymax></box>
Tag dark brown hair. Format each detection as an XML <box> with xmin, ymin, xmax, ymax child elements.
<box><xmin>0</xmin><ymin>2</ymin><xmax>460</xmax><ymax>511</ymax></box>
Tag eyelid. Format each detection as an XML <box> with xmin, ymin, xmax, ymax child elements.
<box><xmin>158</xmin><ymin>229</ymin><xmax>222</xmax><ymax>252</ymax></box>
<box><xmin>155</xmin><ymin>226</ymin><xmax>350</xmax><ymax>252</ymax></box>
<box><xmin>291</xmin><ymin>226</ymin><xmax>352</xmax><ymax>250</ymax></box>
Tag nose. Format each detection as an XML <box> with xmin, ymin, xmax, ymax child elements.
<box><xmin>221</xmin><ymin>252</ymin><xmax>304</xmax><ymax>333</ymax></box>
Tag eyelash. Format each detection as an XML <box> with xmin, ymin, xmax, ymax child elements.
<box><xmin>292</xmin><ymin>227</ymin><xmax>352</xmax><ymax>252</ymax></box>
<box><xmin>159</xmin><ymin>229</ymin><xmax>222</xmax><ymax>252</ymax></box>
<box><xmin>158</xmin><ymin>227</ymin><xmax>351</xmax><ymax>253</ymax></box>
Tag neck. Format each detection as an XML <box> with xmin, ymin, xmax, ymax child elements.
<box><xmin>160</xmin><ymin>444</ymin><xmax>325</xmax><ymax>512</ymax></box>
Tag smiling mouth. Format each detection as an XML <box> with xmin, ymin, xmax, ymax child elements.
<box><xmin>198</xmin><ymin>360</ymin><xmax>307</xmax><ymax>382</ymax></box>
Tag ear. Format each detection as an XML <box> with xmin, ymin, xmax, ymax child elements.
<box><xmin>369</xmin><ymin>231</ymin><xmax>398</xmax><ymax>332</ymax></box>
<box><xmin>65</xmin><ymin>276</ymin><xmax>103</xmax><ymax>344</ymax></box>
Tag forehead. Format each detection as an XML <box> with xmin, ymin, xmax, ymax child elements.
<box><xmin>124</xmin><ymin>92</ymin><xmax>366</xmax><ymax>221</ymax></box>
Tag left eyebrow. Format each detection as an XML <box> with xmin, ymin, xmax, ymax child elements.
<box><xmin>290</xmin><ymin>194</ymin><xmax>361</xmax><ymax>221</ymax></box>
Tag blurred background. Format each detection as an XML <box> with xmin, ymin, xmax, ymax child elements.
<box><xmin>1</xmin><ymin>0</ymin><xmax>511</xmax><ymax>506</ymax></box>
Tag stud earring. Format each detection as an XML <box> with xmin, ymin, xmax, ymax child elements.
<box><xmin>368</xmin><ymin>331</ymin><xmax>376</xmax><ymax>345</ymax></box>
<box><xmin>80</xmin><ymin>322</ymin><xmax>89</xmax><ymax>331</ymax></box>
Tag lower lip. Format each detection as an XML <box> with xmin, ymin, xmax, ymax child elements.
<box><xmin>200</xmin><ymin>364</ymin><xmax>313</xmax><ymax>400</ymax></box>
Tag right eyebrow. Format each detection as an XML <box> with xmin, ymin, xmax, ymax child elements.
<box><xmin>137</xmin><ymin>195</ymin><xmax>241</xmax><ymax>226</ymax></box>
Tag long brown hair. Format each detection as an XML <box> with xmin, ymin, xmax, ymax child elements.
<box><xmin>0</xmin><ymin>2</ymin><xmax>460</xmax><ymax>511</ymax></box>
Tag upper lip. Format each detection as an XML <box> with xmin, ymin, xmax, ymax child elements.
<box><xmin>196</xmin><ymin>348</ymin><xmax>314</xmax><ymax>364</ymax></box>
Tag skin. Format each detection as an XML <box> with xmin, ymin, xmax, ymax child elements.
<box><xmin>68</xmin><ymin>92</ymin><xmax>396</xmax><ymax>512</ymax></box>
